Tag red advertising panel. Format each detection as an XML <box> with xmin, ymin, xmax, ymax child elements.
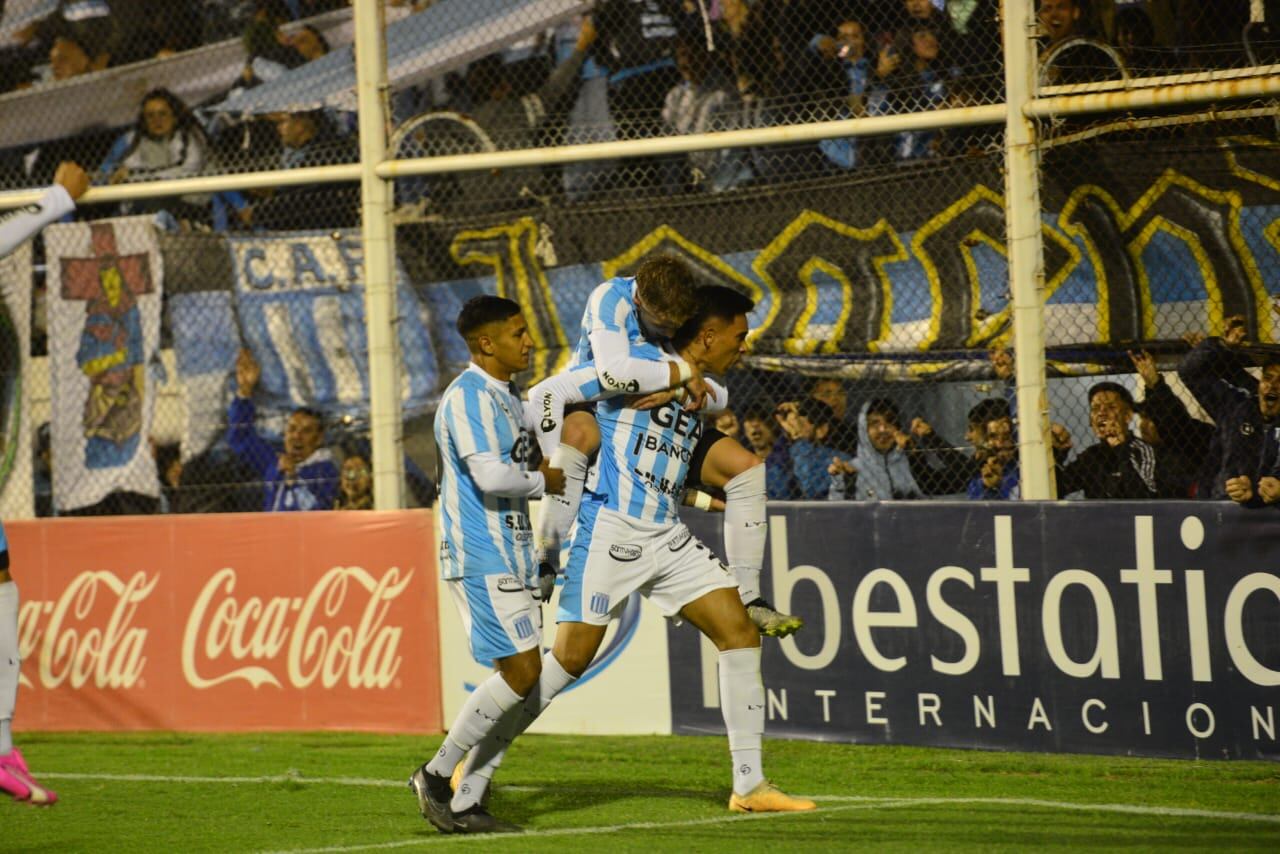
<box><xmin>7</xmin><ymin>511</ymin><xmax>441</xmax><ymax>733</ymax></box>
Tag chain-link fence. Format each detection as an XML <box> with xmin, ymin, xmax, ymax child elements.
<box><xmin>1</xmin><ymin>0</ymin><xmax>1278</xmax><ymax>516</ymax></box>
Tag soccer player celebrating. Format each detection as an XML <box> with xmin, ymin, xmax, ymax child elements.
<box><xmin>536</xmin><ymin>255</ymin><xmax>800</xmax><ymax>636</ymax></box>
<box><xmin>408</xmin><ymin>296</ymin><xmax>565</xmax><ymax>834</ymax></box>
<box><xmin>0</xmin><ymin>161</ymin><xmax>87</xmax><ymax>806</ymax></box>
<box><xmin>457</xmin><ymin>286</ymin><xmax>816</xmax><ymax>814</ymax></box>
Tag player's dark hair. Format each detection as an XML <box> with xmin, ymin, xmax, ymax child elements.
<box><xmin>634</xmin><ymin>255</ymin><xmax>698</xmax><ymax>323</ymax></box>
<box><xmin>457</xmin><ymin>295</ymin><xmax>521</xmax><ymax>351</ymax></box>
<box><xmin>967</xmin><ymin>397</ymin><xmax>1009</xmax><ymax>427</ymax></box>
<box><xmin>865</xmin><ymin>397</ymin><xmax>901</xmax><ymax>427</ymax></box>
<box><xmin>671</xmin><ymin>285</ymin><xmax>754</xmax><ymax>349</ymax></box>
<box><xmin>1088</xmin><ymin>381</ymin><xmax>1134</xmax><ymax>409</ymax></box>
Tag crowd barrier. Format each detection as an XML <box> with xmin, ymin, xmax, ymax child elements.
<box><xmin>11</xmin><ymin>503</ymin><xmax>1278</xmax><ymax>762</ymax></box>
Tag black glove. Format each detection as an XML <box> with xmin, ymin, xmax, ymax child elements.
<box><xmin>536</xmin><ymin>561</ymin><xmax>557</xmax><ymax>603</ymax></box>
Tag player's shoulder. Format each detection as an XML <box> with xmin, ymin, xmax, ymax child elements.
<box><xmin>439</xmin><ymin>369</ymin><xmax>487</xmax><ymax>409</ymax></box>
<box><xmin>589</xmin><ymin>276</ymin><xmax>635</xmax><ymax>306</ymax></box>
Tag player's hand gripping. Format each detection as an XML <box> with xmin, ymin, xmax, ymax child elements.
<box><xmin>540</xmin><ymin>460</ymin><xmax>566</xmax><ymax>495</ymax></box>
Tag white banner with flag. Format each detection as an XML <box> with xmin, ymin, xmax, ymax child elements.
<box><xmin>0</xmin><ymin>242</ymin><xmax>33</xmax><ymax>519</ymax></box>
<box><xmin>46</xmin><ymin>217</ymin><xmax>162</xmax><ymax>512</ymax></box>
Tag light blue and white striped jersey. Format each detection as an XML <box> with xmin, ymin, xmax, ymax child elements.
<box><xmin>593</xmin><ymin>380</ymin><xmax>702</xmax><ymax>527</ymax></box>
<box><xmin>570</xmin><ymin>276</ymin><xmax>644</xmax><ymax>370</ymax></box>
<box><xmin>435</xmin><ymin>365</ymin><xmax>537</xmax><ymax>580</ymax></box>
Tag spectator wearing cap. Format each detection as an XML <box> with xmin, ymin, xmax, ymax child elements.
<box><xmin>1178</xmin><ymin>336</ymin><xmax>1280</xmax><ymax>508</ymax></box>
<box><xmin>1053</xmin><ymin>380</ymin><xmax>1175</xmax><ymax>499</ymax></box>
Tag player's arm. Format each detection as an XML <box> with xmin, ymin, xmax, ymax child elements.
<box><xmin>527</xmin><ymin>363</ymin><xmax>605</xmax><ymax>460</ymax></box>
<box><xmin>464</xmin><ymin>452</ymin><xmax>546</xmax><ymax>498</ymax></box>
<box><xmin>449</xmin><ymin>382</ymin><xmax>550</xmax><ymax>498</ymax></box>
<box><xmin>0</xmin><ymin>177</ymin><xmax>81</xmax><ymax>258</ymax></box>
<box><xmin>588</xmin><ymin>325</ymin><xmax>694</xmax><ymax>395</ymax></box>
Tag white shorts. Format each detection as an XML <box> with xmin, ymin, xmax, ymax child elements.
<box><xmin>446</xmin><ymin>574</ymin><xmax>541</xmax><ymax>665</ymax></box>
<box><xmin>557</xmin><ymin>503</ymin><xmax>736</xmax><ymax>625</ymax></box>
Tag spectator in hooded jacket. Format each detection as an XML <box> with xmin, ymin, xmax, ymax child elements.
<box><xmin>226</xmin><ymin>348</ymin><xmax>338</xmax><ymax>512</ymax></box>
<box><xmin>831</xmin><ymin>398</ymin><xmax>924</xmax><ymax>500</ymax></box>
<box><xmin>1178</xmin><ymin>337</ymin><xmax>1280</xmax><ymax>508</ymax></box>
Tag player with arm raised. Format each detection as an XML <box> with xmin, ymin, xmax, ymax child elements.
<box><xmin>453</xmin><ymin>287</ymin><xmax>816</xmax><ymax>815</ymax></box>
<box><xmin>0</xmin><ymin>161</ymin><xmax>88</xmax><ymax>806</ymax></box>
<box><xmin>0</xmin><ymin>162</ymin><xmax>89</xmax><ymax>258</ymax></box>
<box><xmin>537</xmin><ymin>255</ymin><xmax>799</xmax><ymax>637</ymax></box>
<box><xmin>408</xmin><ymin>296</ymin><xmax>565</xmax><ymax>835</ymax></box>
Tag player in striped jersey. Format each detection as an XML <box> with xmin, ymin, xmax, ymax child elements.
<box><xmin>452</xmin><ymin>287</ymin><xmax>816</xmax><ymax>815</ymax></box>
<box><xmin>409</xmin><ymin>296</ymin><xmax>566</xmax><ymax>835</ymax></box>
<box><xmin>536</xmin><ymin>256</ymin><xmax>800</xmax><ymax>637</ymax></box>
<box><xmin>0</xmin><ymin>162</ymin><xmax>86</xmax><ymax>806</ymax></box>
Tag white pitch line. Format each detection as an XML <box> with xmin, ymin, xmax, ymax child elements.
<box><xmin>39</xmin><ymin>772</ymin><xmax>538</xmax><ymax>793</ymax></box>
<box><xmin>37</xmin><ymin>772</ymin><xmax>1280</xmax><ymax>853</ymax></box>
<box><xmin>257</xmin><ymin>800</ymin><xmax>915</xmax><ymax>854</ymax></box>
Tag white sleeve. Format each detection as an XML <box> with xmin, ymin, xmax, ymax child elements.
<box><xmin>589</xmin><ymin>326</ymin><xmax>680</xmax><ymax>395</ymax></box>
<box><xmin>464</xmin><ymin>451</ymin><xmax>545</xmax><ymax>498</ymax></box>
<box><xmin>0</xmin><ymin>185</ymin><xmax>74</xmax><ymax>259</ymax></box>
<box><xmin>527</xmin><ymin>365</ymin><xmax>597</xmax><ymax>460</ymax></box>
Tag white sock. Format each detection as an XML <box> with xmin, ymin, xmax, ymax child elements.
<box><xmin>450</xmin><ymin>651</ymin><xmax>577</xmax><ymax>811</ymax></box>
<box><xmin>426</xmin><ymin>671</ymin><xmax>523</xmax><ymax>778</ymax></box>
<box><xmin>536</xmin><ymin>445</ymin><xmax>588</xmax><ymax>569</ymax></box>
<box><xmin>0</xmin><ymin>582</ymin><xmax>18</xmax><ymax>756</ymax></box>
<box><xmin>719</xmin><ymin>646</ymin><xmax>765</xmax><ymax>796</ymax></box>
<box><xmin>724</xmin><ymin>465</ymin><xmax>767</xmax><ymax>605</ymax></box>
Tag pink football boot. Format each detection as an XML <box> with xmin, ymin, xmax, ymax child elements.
<box><xmin>0</xmin><ymin>748</ymin><xmax>58</xmax><ymax>805</ymax></box>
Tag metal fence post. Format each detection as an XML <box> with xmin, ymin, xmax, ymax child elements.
<box><xmin>353</xmin><ymin>0</ymin><xmax>404</xmax><ymax>509</ymax></box>
<box><xmin>1002</xmin><ymin>0</ymin><xmax>1053</xmax><ymax>499</ymax></box>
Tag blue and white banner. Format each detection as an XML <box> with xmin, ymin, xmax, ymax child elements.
<box><xmin>46</xmin><ymin>218</ymin><xmax>162</xmax><ymax>512</ymax></box>
<box><xmin>0</xmin><ymin>241</ymin><xmax>33</xmax><ymax>519</ymax></box>
<box><xmin>168</xmin><ymin>229</ymin><xmax>438</xmax><ymax>454</ymax></box>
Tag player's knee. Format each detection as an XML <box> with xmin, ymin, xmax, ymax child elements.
<box><xmin>712</xmin><ymin>607</ymin><xmax>760</xmax><ymax>652</ymax></box>
<box><xmin>498</xmin><ymin>650</ymin><xmax>543</xmax><ymax>696</ymax></box>
<box><xmin>562</xmin><ymin>411</ymin><xmax>600</xmax><ymax>455</ymax></box>
<box><xmin>551</xmin><ymin>640</ymin><xmax>594</xmax><ymax>678</ymax></box>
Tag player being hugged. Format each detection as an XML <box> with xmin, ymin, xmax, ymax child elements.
<box><xmin>536</xmin><ymin>255</ymin><xmax>800</xmax><ymax>637</ymax></box>
<box><xmin>408</xmin><ymin>296</ymin><xmax>565</xmax><ymax>835</ymax></box>
<box><xmin>455</xmin><ymin>286</ymin><xmax>817</xmax><ymax>815</ymax></box>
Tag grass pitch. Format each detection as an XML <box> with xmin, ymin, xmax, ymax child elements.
<box><xmin>5</xmin><ymin>732</ymin><xmax>1278</xmax><ymax>852</ymax></box>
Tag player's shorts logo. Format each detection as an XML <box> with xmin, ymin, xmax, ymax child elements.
<box><xmin>666</xmin><ymin>529</ymin><xmax>692</xmax><ymax>552</ymax></box>
<box><xmin>589</xmin><ymin>592</ymin><xmax>611</xmax><ymax>615</ymax></box>
<box><xmin>513</xmin><ymin>615</ymin><xmax>534</xmax><ymax>639</ymax></box>
<box><xmin>609</xmin><ymin>544</ymin><xmax>642</xmax><ymax>562</ymax></box>
<box><xmin>496</xmin><ymin>575</ymin><xmax>523</xmax><ymax>593</ymax></box>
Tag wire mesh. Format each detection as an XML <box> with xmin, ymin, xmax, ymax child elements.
<box><xmin>2</xmin><ymin>1</ymin><xmax>1279</xmax><ymax>515</ymax></box>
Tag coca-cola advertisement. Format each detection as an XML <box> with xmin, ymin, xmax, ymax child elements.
<box><xmin>7</xmin><ymin>512</ymin><xmax>442</xmax><ymax>733</ymax></box>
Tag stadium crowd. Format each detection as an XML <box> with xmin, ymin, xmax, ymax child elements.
<box><xmin>4</xmin><ymin>1</ymin><xmax>1278</xmax><ymax>515</ymax></box>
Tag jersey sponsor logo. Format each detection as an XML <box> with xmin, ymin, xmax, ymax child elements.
<box><xmin>650</xmin><ymin>402</ymin><xmax>703</xmax><ymax>441</ymax></box>
<box><xmin>601</xmin><ymin>370</ymin><xmax>640</xmax><ymax>393</ymax></box>
<box><xmin>631</xmin><ymin>431</ymin><xmax>693</xmax><ymax>462</ymax></box>
<box><xmin>503</xmin><ymin>513</ymin><xmax>532</xmax><ymax>532</ymax></box>
<box><xmin>589</xmin><ymin>591</ymin><xmax>611</xmax><ymax>615</ymax></box>
<box><xmin>631</xmin><ymin>465</ymin><xmax>683</xmax><ymax>499</ymax></box>
<box><xmin>495</xmin><ymin>575</ymin><xmax>524</xmax><ymax>593</ymax></box>
<box><xmin>666</xmin><ymin>529</ymin><xmax>692</xmax><ymax>551</ymax></box>
<box><xmin>511</xmin><ymin>430</ymin><xmax>534</xmax><ymax>463</ymax></box>
<box><xmin>0</xmin><ymin>203</ymin><xmax>43</xmax><ymax>225</ymax></box>
<box><xmin>609</xmin><ymin>543</ymin><xmax>643</xmax><ymax>562</ymax></box>
<box><xmin>539</xmin><ymin>391</ymin><xmax>557</xmax><ymax>433</ymax></box>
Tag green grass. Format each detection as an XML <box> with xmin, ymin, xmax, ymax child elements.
<box><xmin>6</xmin><ymin>732</ymin><xmax>1279</xmax><ymax>852</ymax></box>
